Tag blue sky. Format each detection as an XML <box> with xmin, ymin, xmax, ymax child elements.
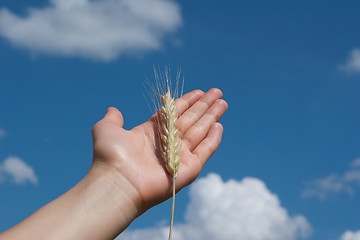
<box><xmin>1</xmin><ymin>0</ymin><xmax>360</xmax><ymax>239</ymax></box>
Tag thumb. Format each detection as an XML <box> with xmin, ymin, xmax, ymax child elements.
<box><xmin>103</xmin><ymin>107</ymin><xmax>124</xmax><ymax>127</ymax></box>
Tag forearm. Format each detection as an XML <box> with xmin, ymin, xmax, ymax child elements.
<box><xmin>0</xmin><ymin>164</ymin><xmax>141</xmax><ymax>240</ymax></box>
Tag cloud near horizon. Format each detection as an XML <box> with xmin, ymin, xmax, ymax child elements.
<box><xmin>0</xmin><ymin>128</ymin><xmax>6</xmax><ymax>139</ymax></box>
<box><xmin>0</xmin><ymin>156</ymin><xmax>38</xmax><ymax>185</ymax></box>
<box><xmin>0</xmin><ymin>0</ymin><xmax>182</xmax><ymax>61</ymax></box>
<box><xmin>339</xmin><ymin>230</ymin><xmax>360</xmax><ymax>240</ymax></box>
<box><xmin>339</xmin><ymin>48</ymin><xmax>360</xmax><ymax>73</ymax></box>
<box><xmin>117</xmin><ymin>173</ymin><xmax>312</xmax><ymax>240</ymax></box>
<box><xmin>302</xmin><ymin>158</ymin><xmax>360</xmax><ymax>200</ymax></box>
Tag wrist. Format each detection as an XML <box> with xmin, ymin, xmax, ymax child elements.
<box><xmin>83</xmin><ymin>162</ymin><xmax>142</xmax><ymax>236</ymax></box>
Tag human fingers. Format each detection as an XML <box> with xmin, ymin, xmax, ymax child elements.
<box><xmin>148</xmin><ymin>90</ymin><xmax>204</xmax><ymax>123</ymax></box>
<box><xmin>192</xmin><ymin>122</ymin><xmax>224</xmax><ymax>168</ymax></box>
<box><xmin>182</xmin><ymin>99</ymin><xmax>227</xmax><ymax>151</ymax></box>
<box><xmin>174</xmin><ymin>89</ymin><xmax>204</xmax><ymax>116</ymax></box>
<box><xmin>177</xmin><ymin>88</ymin><xmax>223</xmax><ymax>137</ymax></box>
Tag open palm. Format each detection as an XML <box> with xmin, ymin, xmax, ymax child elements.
<box><xmin>91</xmin><ymin>88</ymin><xmax>227</xmax><ymax>211</ymax></box>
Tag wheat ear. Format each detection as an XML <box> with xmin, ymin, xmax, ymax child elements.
<box><xmin>160</xmin><ymin>90</ymin><xmax>180</xmax><ymax>178</ymax></box>
<box><xmin>145</xmin><ymin>67</ymin><xmax>182</xmax><ymax>240</ymax></box>
<box><xmin>149</xmin><ymin>67</ymin><xmax>182</xmax><ymax>240</ymax></box>
<box><xmin>160</xmin><ymin>88</ymin><xmax>180</xmax><ymax>240</ymax></box>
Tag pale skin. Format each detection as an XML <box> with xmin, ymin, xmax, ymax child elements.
<box><xmin>0</xmin><ymin>88</ymin><xmax>228</xmax><ymax>240</ymax></box>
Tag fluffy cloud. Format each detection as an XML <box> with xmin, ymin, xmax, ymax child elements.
<box><xmin>0</xmin><ymin>0</ymin><xmax>182</xmax><ymax>61</ymax></box>
<box><xmin>339</xmin><ymin>49</ymin><xmax>360</xmax><ymax>73</ymax></box>
<box><xmin>302</xmin><ymin>158</ymin><xmax>360</xmax><ymax>200</ymax></box>
<box><xmin>339</xmin><ymin>230</ymin><xmax>360</xmax><ymax>240</ymax></box>
<box><xmin>0</xmin><ymin>156</ymin><xmax>38</xmax><ymax>185</ymax></box>
<box><xmin>117</xmin><ymin>173</ymin><xmax>311</xmax><ymax>240</ymax></box>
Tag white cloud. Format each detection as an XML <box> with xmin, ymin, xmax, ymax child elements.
<box><xmin>0</xmin><ymin>0</ymin><xmax>182</xmax><ymax>61</ymax></box>
<box><xmin>302</xmin><ymin>158</ymin><xmax>360</xmax><ymax>200</ymax></box>
<box><xmin>0</xmin><ymin>156</ymin><xmax>38</xmax><ymax>185</ymax></box>
<box><xmin>302</xmin><ymin>174</ymin><xmax>353</xmax><ymax>200</ymax></box>
<box><xmin>350</xmin><ymin>158</ymin><xmax>360</xmax><ymax>168</ymax></box>
<box><xmin>339</xmin><ymin>48</ymin><xmax>360</xmax><ymax>73</ymax></box>
<box><xmin>344</xmin><ymin>170</ymin><xmax>360</xmax><ymax>183</ymax></box>
<box><xmin>0</xmin><ymin>128</ymin><xmax>6</xmax><ymax>138</ymax></box>
<box><xmin>339</xmin><ymin>230</ymin><xmax>360</xmax><ymax>240</ymax></box>
<box><xmin>117</xmin><ymin>173</ymin><xmax>312</xmax><ymax>240</ymax></box>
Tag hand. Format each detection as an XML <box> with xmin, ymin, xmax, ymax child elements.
<box><xmin>91</xmin><ymin>88</ymin><xmax>228</xmax><ymax>212</ymax></box>
<box><xmin>0</xmin><ymin>88</ymin><xmax>227</xmax><ymax>240</ymax></box>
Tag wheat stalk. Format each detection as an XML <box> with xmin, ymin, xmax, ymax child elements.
<box><xmin>149</xmin><ymin>67</ymin><xmax>183</xmax><ymax>240</ymax></box>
